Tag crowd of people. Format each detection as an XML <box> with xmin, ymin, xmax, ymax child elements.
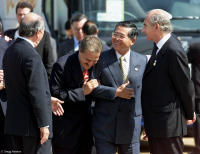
<box><xmin>0</xmin><ymin>1</ymin><xmax>199</xmax><ymax>154</ymax></box>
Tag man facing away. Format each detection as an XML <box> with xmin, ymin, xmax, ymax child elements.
<box><xmin>141</xmin><ymin>9</ymin><xmax>196</xmax><ymax>154</ymax></box>
<box><xmin>82</xmin><ymin>20</ymin><xmax>110</xmax><ymax>51</ymax></box>
<box><xmin>3</xmin><ymin>12</ymin><xmax>52</xmax><ymax>154</ymax></box>
<box><xmin>50</xmin><ymin>36</ymin><xmax>102</xmax><ymax>154</ymax></box>
<box><xmin>92</xmin><ymin>21</ymin><xmax>147</xmax><ymax>154</ymax></box>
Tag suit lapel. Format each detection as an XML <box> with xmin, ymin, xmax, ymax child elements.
<box><xmin>128</xmin><ymin>51</ymin><xmax>138</xmax><ymax>87</ymax></box>
<box><xmin>106</xmin><ymin>49</ymin><xmax>124</xmax><ymax>86</ymax></box>
<box><xmin>71</xmin><ymin>52</ymin><xmax>84</xmax><ymax>86</ymax></box>
<box><xmin>144</xmin><ymin>37</ymin><xmax>171</xmax><ymax>77</ymax></box>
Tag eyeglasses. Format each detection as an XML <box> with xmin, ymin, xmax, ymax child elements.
<box><xmin>112</xmin><ymin>32</ymin><xmax>128</xmax><ymax>40</ymax></box>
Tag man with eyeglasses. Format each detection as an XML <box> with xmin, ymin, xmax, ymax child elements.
<box><xmin>92</xmin><ymin>21</ymin><xmax>147</xmax><ymax>154</ymax></box>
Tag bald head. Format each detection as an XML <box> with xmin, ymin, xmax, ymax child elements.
<box><xmin>147</xmin><ymin>9</ymin><xmax>173</xmax><ymax>32</ymax></box>
<box><xmin>19</xmin><ymin>12</ymin><xmax>45</xmax><ymax>37</ymax></box>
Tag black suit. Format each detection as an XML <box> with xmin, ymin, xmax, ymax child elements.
<box><xmin>4</xmin><ymin>29</ymin><xmax>56</xmax><ymax>78</ymax></box>
<box><xmin>0</xmin><ymin>37</ymin><xmax>8</xmax><ymax>151</ymax></box>
<box><xmin>58</xmin><ymin>38</ymin><xmax>75</xmax><ymax>58</ymax></box>
<box><xmin>188</xmin><ymin>42</ymin><xmax>200</xmax><ymax>154</ymax></box>
<box><xmin>3</xmin><ymin>38</ymin><xmax>52</xmax><ymax>154</ymax></box>
<box><xmin>50</xmin><ymin>52</ymin><xmax>93</xmax><ymax>154</ymax></box>
<box><xmin>142</xmin><ymin>35</ymin><xmax>195</xmax><ymax>154</ymax></box>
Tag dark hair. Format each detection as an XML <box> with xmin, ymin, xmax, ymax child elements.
<box><xmin>19</xmin><ymin>14</ymin><xmax>44</xmax><ymax>37</ymax></box>
<box><xmin>70</xmin><ymin>13</ymin><xmax>87</xmax><ymax>24</ymax></box>
<box><xmin>114</xmin><ymin>21</ymin><xmax>138</xmax><ymax>39</ymax></box>
<box><xmin>65</xmin><ymin>20</ymin><xmax>71</xmax><ymax>30</ymax></box>
<box><xmin>82</xmin><ymin>20</ymin><xmax>98</xmax><ymax>35</ymax></box>
<box><xmin>16</xmin><ymin>1</ymin><xmax>33</xmax><ymax>14</ymax></box>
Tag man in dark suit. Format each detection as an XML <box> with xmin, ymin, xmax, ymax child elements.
<box><xmin>187</xmin><ymin>42</ymin><xmax>200</xmax><ymax>154</ymax></box>
<box><xmin>92</xmin><ymin>21</ymin><xmax>147</xmax><ymax>154</ymax></box>
<box><xmin>0</xmin><ymin>21</ymin><xmax>9</xmax><ymax>152</ymax></box>
<box><xmin>4</xmin><ymin>1</ymin><xmax>56</xmax><ymax>78</ymax></box>
<box><xmin>50</xmin><ymin>36</ymin><xmax>102</xmax><ymax>154</ymax></box>
<box><xmin>3</xmin><ymin>12</ymin><xmax>52</xmax><ymax>154</ymax></box>
<box><xmin>82</xmin><ymin>20</ymin><xmax>110</xmax><ymax>51</ymax></box>
<box><xmin>141</xmin><ymin>9</ymin><xmax>196</xmax><ymax>154</ymax></box>
<box><xmin>58</xmin><ymin>13</ymin><xmax>87</xmax><ymax>58</ymax></box>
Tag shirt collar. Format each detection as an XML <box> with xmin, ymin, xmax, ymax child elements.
<box><xmin>156</xmin><ymin>33</ymin><xmax>171</xmax><ymax>50</ymax></box>
<box><xmin>115</xmin><ymin>50</ymin><xmax>131</xmax><ymax>62</ymax></box>
<box><xmin>18</xmin><ymin>36</ymin><xmax>35</xmax><ymax>47</ymax></box>
<box><xmin>14</xmin><ymin>30</ymin><xmax>19</xmax><ymax>39</ymax></box>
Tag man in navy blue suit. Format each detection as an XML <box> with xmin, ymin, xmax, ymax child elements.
<box><xmin>50</xmin><ymin>36</ymin><xmax>103</xmax><ymax>154</ymax></box>
<box><xmin>92</xmin><ymin>21</ymin><xmax>147</xmax><ymax>154</ymax></box>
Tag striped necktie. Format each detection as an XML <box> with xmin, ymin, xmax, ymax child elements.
<box><xmin>120</xmin><ymin>56</ymin><xmax>128</xmax><ymax>83</ymax></box>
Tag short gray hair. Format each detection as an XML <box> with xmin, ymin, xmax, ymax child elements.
<box><xmin>19</xmin><ymin>13</ymin><xmax>44</xmax><ymax>37</ymax></box>
<box><xmin>79</xmin><ymin>36</ymin><xmax>102</xmax><ymax>54</ymax></box>
<box><xmin>148</xmin><ymin>9</ymin><xmax>173</xmax><ymax>32</ymax></box>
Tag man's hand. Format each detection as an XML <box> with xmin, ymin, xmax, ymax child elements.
<box><xmin>0</xmin><ymin>70</ymin><xmax>5</xmax><ymax>90</ymax></box>
<box><xmin>115</xmin><ymin>81</ymin><xmax>134</xmax><ymax>99</ymax></box>
<box><xmin>51</xmin><ymin>97</ymin><xmax>64</xmax><ymax>116</ymax></box>
<box><xmin>40</xmin><ymin>127</ymin><xmax>50</xmax><ymax>144</ymax></box>
<box><xmin>186</xmin><ymin>112</ymin><xmax>196</xmax><ymax>125</ymax></box>
<box><xmin>83</xmin><ymin>79</ymin><xmax>99</xmax><ymax>95</ymax></box>
<box><xmin>0</xmin><ymin>70</ymin><xmax>4</xmax><ymax>81</ymax></box>
<box><xmin>4</xmin><ymin>35</ymin><xmax>12</xmax><ymax>42</ymax></box>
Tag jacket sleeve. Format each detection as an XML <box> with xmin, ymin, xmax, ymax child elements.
<box><xmin>168</xmin><ymin>47</ymin><xmax>195</xmax><ymax>120</ymax></box>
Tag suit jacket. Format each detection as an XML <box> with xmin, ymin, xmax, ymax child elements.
<box><xmin>4</xmin><ymin>29</ymin><xmax>56</xmax><ymax>78</ymax></box>
<box><xmin>142</xmin><ymin>35</ymin><xmax>195</xmax><ymax>138</ymax></box>
<box><xmin>58</xmin><ymin>38</ymin><xmax>74</xmax><ymax>58</ymax></box>
<box><xmin>92</xmin><ymin>48</ymin><xmax>147</xmax><ymax>144</ymax></box>
<box><xmin>0</xmin><ymin>37</ymin><xmax>8</xmax><ymax>136</ymax></box>
<box><xmin>50</xmin><ymin>52</ymin><xmax>93</xmax><ymax>149</ymax></box>
<box><xmin>3</xmin><ymin>38</ymin><xmax>52</xmax><ymax>137</ymax></box>
<box><xmin>188</xmin><ymin>42</ymin><xmax>200</xmax><ymax>113</ymax></box>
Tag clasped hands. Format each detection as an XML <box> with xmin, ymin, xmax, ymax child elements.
<box><xmin>83</xmin><ymin>79</ymin><xmax>99</xmax><ymax>95</ymax></box>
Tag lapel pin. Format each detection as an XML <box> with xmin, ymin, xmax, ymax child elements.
<box><xmin>153</xmin><ymin>60</ymin><xmax>157</xmax><ymax>66</ymax></box>
<box><xmin>134</xmin><ymin>67</ymin><xmax>139</xmax><ymax>71</ymax></box>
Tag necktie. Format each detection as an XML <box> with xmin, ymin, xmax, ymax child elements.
<box><xmin>120</xmin><ymin>56</ymin><xmax>128</xmax><ymax>83</ymax></box>
<box><xmin>83</xmin><ymin>70</ymin><xmax>89</xmax><ymax>81</ymax></box>
<box><xmin>149</xmin><ymin>44</ymin><xmax>158</xmax><ymax>66</ymax></box>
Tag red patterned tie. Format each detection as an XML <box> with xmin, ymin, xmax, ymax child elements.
<box><xmin>83</xmin><ymin>70</ymin><xmax>89</xmax><ymax>81</ymax></box>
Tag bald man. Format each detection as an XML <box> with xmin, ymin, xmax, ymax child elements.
<box><xmin>3</xmin><ymin>13</ymin><xmax>52</xmax><ymax>154</ymax></box>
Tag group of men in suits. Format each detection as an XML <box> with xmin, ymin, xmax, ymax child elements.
<box><xmin>4</xmin><ymin>1</ymin><xmax>56</xmax><ymax>78</ymax></box>
<box><xmin>0</xmin><ymin>6</ymin><xmax>198</xmax><ymax>154</ymax></box>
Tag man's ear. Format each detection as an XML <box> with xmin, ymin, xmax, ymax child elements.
<box><xmin>130</xmin><ymin>38</ymin><xmax>136</xmax><ymax>45</ymax></box>
<box><xmin>154</xmin><ymin>23</ymin><xmax>159</xmax><ymax>30</ymax></box>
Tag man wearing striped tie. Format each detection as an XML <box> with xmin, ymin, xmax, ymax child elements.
<box><xmin>92</xmin><ymin>21</ymin><xmax>147</xmax><ymax>154</ymax></box>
